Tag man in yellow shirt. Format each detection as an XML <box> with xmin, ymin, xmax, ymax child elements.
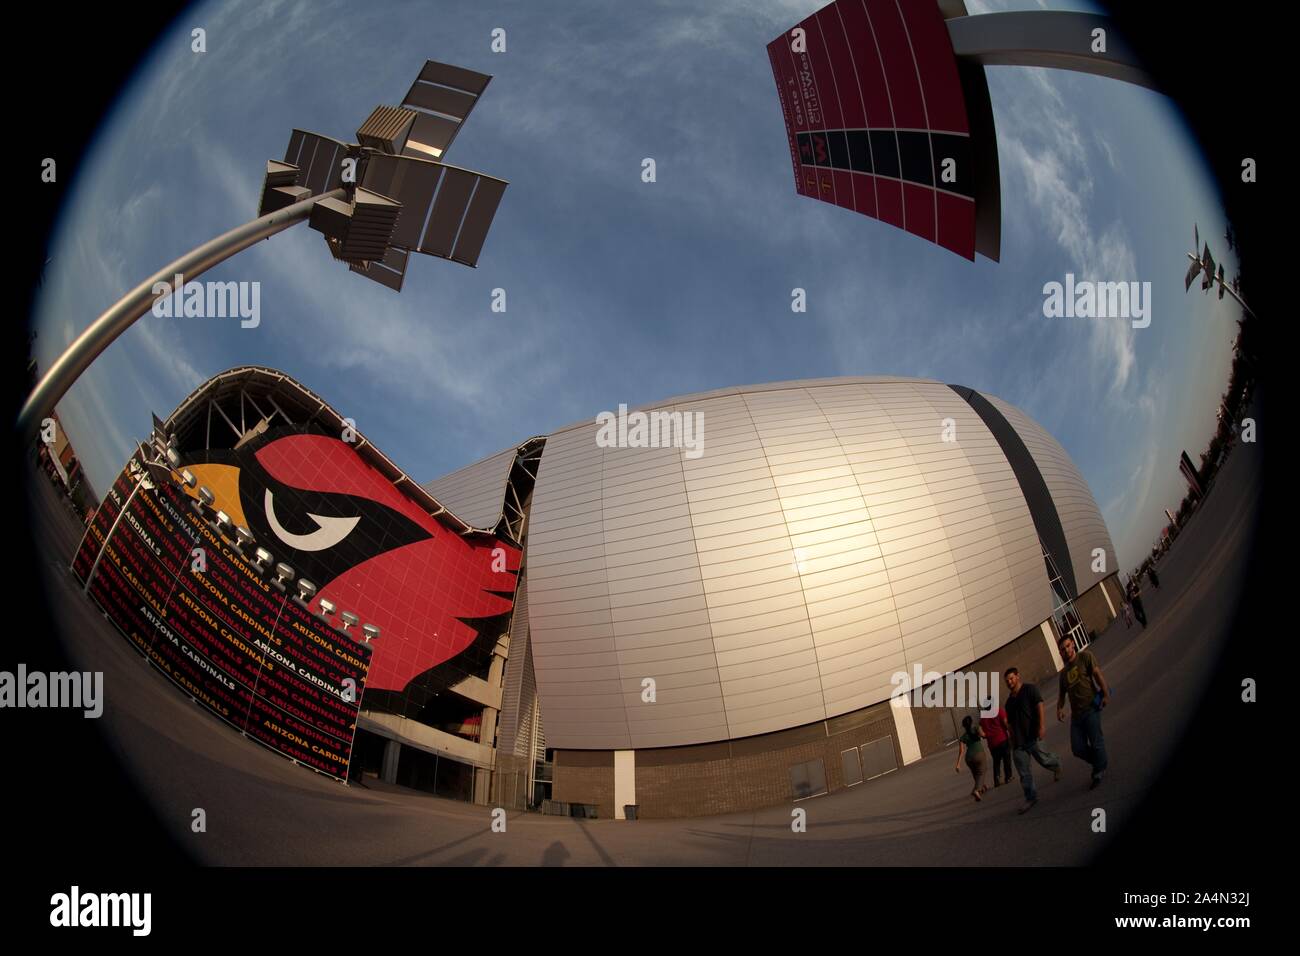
<box><xmin>1056</xmin><ymin>636</ymin><xmax>1111</xmax><ymax>790</ymax></box>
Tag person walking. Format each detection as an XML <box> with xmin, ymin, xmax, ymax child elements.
<box><xmin>1147</xmin><ymin>566</ymin><xmax>1161</xmax><ymax>590</ymax></box>
<box><xmin>1057</xmin><ymin>635</ymin><xmax>1111</xmax><ymax>789</ymax></box>
<box><xmin>980</xmin><ymin>698</ymin><xmax>1014</xmax><ymax>787</ymax></box>
<box><xmin>1004</xmin><ymin>667</ymin><xmax>1062</xmax><ymax>814</ymax></box>
<box><xmin>954</xmin><ymin>715</ymin><xmax>989</xmax><ymax>801</ymax></box>
<box><xmin>1121</xmin><ymin>599</ymin><xmax>1133</xmax><ymax>628</ymax></box>
<box><xmin>1129</xmin><ymin>582</ymin><xmax>1148</xmax><ymax>628</ymax></box>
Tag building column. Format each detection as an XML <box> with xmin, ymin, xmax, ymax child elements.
<box><xmin>480</xmin><ymin>705</ymin><xmax>499</xmax><ymax>750</ymax></box>
<box><xmin>889</xmin><ymin>694</ymin><xmax>923</xmax><ymax>765</ymax></box>
<box><xmin>487</xmin><ymin>650</ymin><xmax>506</xmax><ymax>687</ymax></box>
<box><xmin>478</xmin><ymin>640</ymin><xmax>507</xmax><ymax>806</ymax></box>
<box><xmin>473</xmin><ymin>767</ymin><xmax>492</xmax><ymax>805</ymax></box>
<box><xmin>380</xmin><ymin>738</ymin><xmax>401</xmax><ymax>785</ymax></box>
<box><xmin>1100</xmin><ymin>576</ymin><xmax>1118</xmax><ymax>618</ymax></box>
<box><xmin>1042</xmin><ymin>620</ymin><xmax>1064</xmax><ymax>671</ymax></box>
<box><xmin>614</xmin><ymin>750</ymin><xmax>636</xmax><ymax>819</ymax></box>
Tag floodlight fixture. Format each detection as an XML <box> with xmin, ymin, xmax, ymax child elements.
<box><xmin>1183</xmin><ymin>222</ymin><xmax>1254</xmax><ymax>318</ymax></box>
<box><xmin>252</xmin><ymin>547</ymin><xmax>274</xmax><ymax>574</ymax></box>
<box><xmin>18</xmin><ymin>59</ymin><xmax>507</xmax><ymax>444</ymax></box>
<box><xmin>234</xmin><ymin>526</ymin><xmax>256</xmax><ymax>552</ymax></box>
<box><xmin>262</xmin><ymin>59</ymin><xmax>507</xmax><ymax>293</ymax></box>
<box><xmin>142</xmin><ymin>459</ymin><xmax>174</xmax><ymax>488</ymax></box>
<box><xmin>272</xmin><ymin>562</ymin><xmax>295</xmax><ymax>592</ymax></box>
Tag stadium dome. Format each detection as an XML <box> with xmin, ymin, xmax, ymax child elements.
<box><xmin>418</xmin><ymin>376</ymin><xmax>1127</xmax><ymax>815</ymax></box>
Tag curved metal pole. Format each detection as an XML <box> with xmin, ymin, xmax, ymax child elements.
<box><xmin>83</xmin><ymin>468</ymin><xmax>152</xmax><ymax>595</ymax></box>
<box><xmin>947</xmin><ymin>12</ymin><xmax>1156</xmax><ymax>91</ymax></box>
<box><xmin>18</xmin><ymin>187</ymin><xmax>347</xmax><ymax>444</ymax></box>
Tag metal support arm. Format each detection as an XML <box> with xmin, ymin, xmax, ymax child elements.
<box><xmin>18</xmin><ymin>188</ymin><xmax>347</xmax><ymax>443</ymax></box>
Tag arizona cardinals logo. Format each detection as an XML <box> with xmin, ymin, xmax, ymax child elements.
<box><xmin>263</xmin><ymin>489</ymin><xmax>359</xmax><ymax>552</ymax></box>
<box><xmin>237</xmin><ymin>459</ymin><xmax>434</xmax><ymax>595</ymax></box>
<box><xmin>177</xmin><ymin>426</ymin><xmax>520</xmax><ymax>697</ymax></box>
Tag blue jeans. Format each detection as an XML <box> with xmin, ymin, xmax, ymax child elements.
<box><xmin>1012</xmin><ymin>740</ymin><xmax>1061</xmax><ymax>801</ymax></box>
<box><xmin>1070</xmin><ymin>708</ymin><xmax>1108</xmax><ymax>779</ymax></box>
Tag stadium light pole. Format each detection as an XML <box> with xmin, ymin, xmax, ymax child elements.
<box><xmin>81</xmin><ymin>445</ymin><xmax>159</xmax><ymax>595</ymax></box>
<box><xmin>1184</xmin><ymin>223</ymin><xmax>1256</xmax><ymax>319</ymax></box>
<box><xmin>1186</xmin><ymin>251</ymin><xmax>1255</xmax><ymax>318</ymax></box>
<box><xmin>18</xmin><ymin>189</ymin><xmax>346</xmax><ymax>445</ymax></box>
<box><xmin>19</xmin><ymin>59</ymin><xmax>507</xmax><ymax>447</ymax></box>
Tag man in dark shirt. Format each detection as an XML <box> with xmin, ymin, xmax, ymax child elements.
<box><xmin>1004</xmin><ymin>667</ymin><xmax>1062</xmax><ymax>814</ymax></box>
<box><xmin>1057</xmin><ymin>636</ymin><xmax>1111</xmax><ymax>789</ymax></box>
<box><xmin>1127</xmin><ymin>580</ymin><xmax>1148</xmax><ymax>628</ymax></box>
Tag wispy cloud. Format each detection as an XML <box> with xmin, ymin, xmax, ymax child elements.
<box><xmin>996</xmin><ymin>68</ymin><xmax>1140</xmax><ymax>398</ymax></box>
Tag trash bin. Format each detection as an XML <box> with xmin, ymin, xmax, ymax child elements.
<box><xmin>624</xmin><ymin>805</ymin><xmax>638</xmax><ymax>820</ymax></box>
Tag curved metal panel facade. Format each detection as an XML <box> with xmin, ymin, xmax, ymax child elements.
<box><xmin>525</xmin><ymin>379</ymin><xmax>1104</xmax><ymax>750</ymax></box>
<box><xmin>420</xmin><ymin>446</ymin><xmax>517</xmax><ymax>530</ymax></box>
<box><xmin>985</xmin><ymin>394</ymin><xmax>1116</xmax><ymax>597</ymax></box>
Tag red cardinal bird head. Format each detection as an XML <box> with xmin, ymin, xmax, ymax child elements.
<box><xmin>179</xmin><ymin>427</ymin><xmax>520</xmax><ymax>700</ymax></box>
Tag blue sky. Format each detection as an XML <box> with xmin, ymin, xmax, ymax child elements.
<box><xmin>33</xmin><ymin>0</ymin><xmax>1238</xmax><ymax>572</ymax></box>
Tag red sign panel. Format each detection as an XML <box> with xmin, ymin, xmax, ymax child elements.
<box><xmin>769</xmin><ymin>0</ymin><xmax>977</xmax><ymax>259</ymax></box>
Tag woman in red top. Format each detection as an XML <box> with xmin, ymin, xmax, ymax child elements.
<box><xmin>980</xmin><ymin>700</ymin><xmax>1013</xmax><ymax>787</ymax></box>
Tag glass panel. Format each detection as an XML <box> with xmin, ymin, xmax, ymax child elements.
<box><xmin>861</xmin><ymin>735</ymin><xmax>899</xmax><ymax>779</ymax></box>
<box><xmin>841</xmin><ymin>748</ymin><xmax>864</xmax><ymax>787</ymax></box>
<box><xmin>789</xmin><ymin>758</ymin><xmax>829</xmax><ymax>800</ymax></box>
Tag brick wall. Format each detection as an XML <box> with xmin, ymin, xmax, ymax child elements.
<box><xmin>1074</xmin><ymin>574</ymin><xmax>1120</xmax><ymax>639</ymax></box>
<box><xmin>554</xmin><ymin>701</ymin><xmax>899</xmax><ymax>818</ymax></box>
<box><xmin>978</xmin><ymin>621</ymin><xmax>1057</xmax><ymax>689</ymax></box>
<box><xmin>552</xmin><ymin>750</ymin><xmax>614</xmax><ymax>818</ymax></box>
<box><xmin>910</xmin><ymin>705</ymin><xmax>949</xmax><ymax>756</ymax></box>
<box><xmin>551</xmin><ymin>619</ymin><xmax>1064</xmax><ymax>818</ymax></box>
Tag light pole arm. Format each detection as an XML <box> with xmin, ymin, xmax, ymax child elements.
<box><xmin>1215</xmin><ymin>278</ymin><xmax>1256</xmax><ymax>320</ymax></box>
<box><xmin>1187</xmin><ymin>252</ymin><xmax>1257</xmax><ymax>320</ymax></box>
<box><xmin>947</xmin><ymin>11</ymin><xmax>1155</xmax><ymax>91</ymax></box>
<box><xmin>18</xmin><ymin>187</ymin><xmax>347</xmax><ymax>444</ymax></box>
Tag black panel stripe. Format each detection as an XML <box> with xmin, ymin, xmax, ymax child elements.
<box><xmin>795</xmin><ymin>129</ymin><xmax>974</xmax><ymax>198</ymax></box>
<box><xmin>948</xmin><ymin>385</ymin><xmax>1077</xmax><ymax>598</ymax></box>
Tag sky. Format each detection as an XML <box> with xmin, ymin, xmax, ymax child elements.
<box><xmin>31</xmin><ymin>0</ymin><xmax>1239</xmax><ymax>573</ymax></box>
